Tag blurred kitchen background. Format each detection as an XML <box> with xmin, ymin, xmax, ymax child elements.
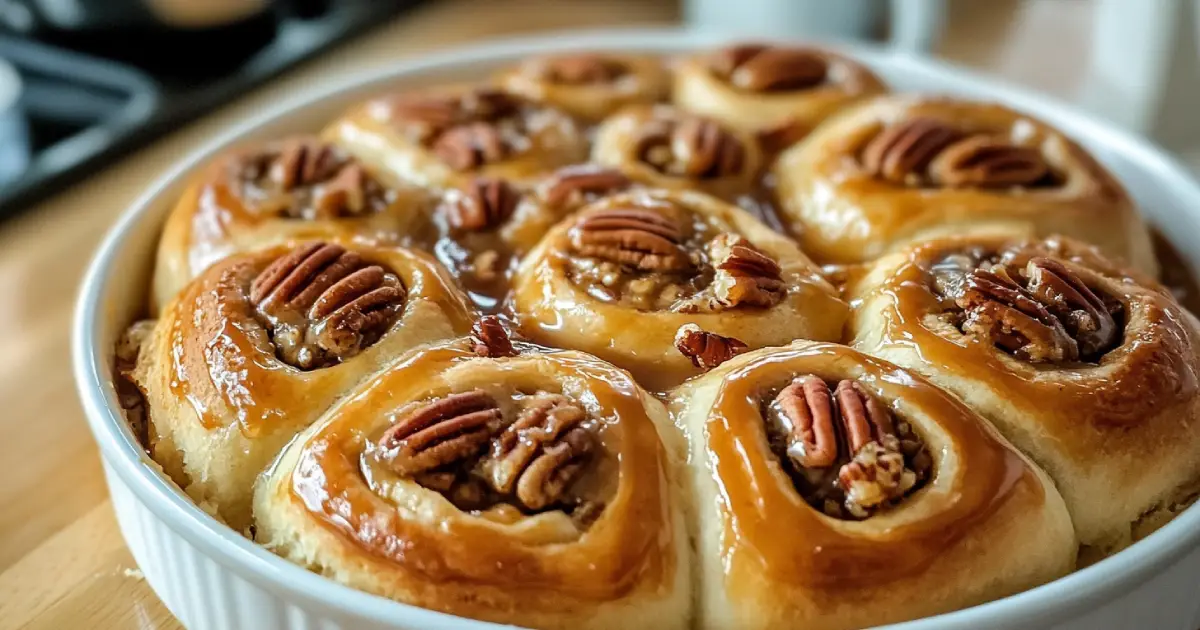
<box><xmin>0</xmin><ymin>0</ymin><xmax>1197</xmax><ymax>218</ymax></box>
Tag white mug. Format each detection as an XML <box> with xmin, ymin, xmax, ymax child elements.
<box><xmin>683</xmin><ymin>0</ymin><xmax>946</xmax><ymax>53</ymax></box>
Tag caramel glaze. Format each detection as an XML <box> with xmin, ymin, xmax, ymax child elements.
<box><xmin>167</xmin><ymin>244</ymin><xmax>473</xmax><ymax>436</ymax></box>
<box><xmin>866</xmin><ymin>236</ymin><xmax>1199</xmax><ymax>446</ymax></box>
<box><xmin>288</xmin><ymin>344</ymin><xmax>676</xmax><ymax>602</ymax></box>
<box><xmin>706</xmin><ymin>343</ymin><xmax>1033</xmax><ymax>590</ymax></box>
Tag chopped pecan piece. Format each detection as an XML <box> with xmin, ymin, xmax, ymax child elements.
<box><xmin>250</xmin><ymin>242</ymin><xmax>406</xmax><ymax>369</ymax></box>
<box><xmin>441</xmin><ymin>177</ymin><xmax>521</xmax><ymax>231</ymax></box>
<box><xmin>769</xmin><ymin>376</ymin><xmax>927</xmax><ymax>519</ymax></box>
<box><xmin>861</xmin><ymin>118</ymin><xmax>964</xmax><ymax>184</ymax></box>
<box><xmin>708</xmin><ymin>43</ymin><xmax>828</xmax><ymax>92</ymax></box>
<box><xmin>635</xmin><ymin>116</ymin><xmax>746</xmax><ymax>179</ymax></box>
<box><xmin>710</xmin><ymin>234</ymin><xmax>785</xmax><ymax>308</ymax></box>
<box><xmin>929</xmin><ymin>135</ymin><xmax>1050</xmax><ymax>188</ymax></box>
<box><xmin>674</xmin><ymin>324</ymin><xmax>748</xmax><ymax>369</ymax></box>
<box><xmin>535</xmin><ymin>54</ymin><xmax>628</xmax><ymax>84</ymax></box>
<box><xmin>482</xmin><ymin>395</ymin><xmax>595</xmax><ymax>511</ymax></box>
<box><xmin>539</xmin><ymin>164</ymin><xmax>632</xmax><ymax>210</ymax></box>
<box><xmin>569</xmin><ymin>207</ymin><xmax>693</xmax><ymax>272</ymax></box>
<box><xmin>946</xmin><ymin>255</ymin><xmax>1120</xmax><ymax>363</ymax></box>
<box><xmin>378</xmin><ymin>390</ymin><xmax>503</xmax><ymax>476</ymax></box>
<box><xmin>471</xmin><ymin>315</ymin><xmax>518</xmax><ymax>358</ymax></box>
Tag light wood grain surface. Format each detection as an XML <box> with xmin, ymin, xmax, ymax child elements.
<box><xmin>0</xmin><ymin>0</ymin><xmax>1092</xmax><ymax>628</ymax></box>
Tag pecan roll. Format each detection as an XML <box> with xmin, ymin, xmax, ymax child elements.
<box><xmin>568</xmin><ymin>207</ymin><xmax>693</xmax><ymax>272</ymax></box>
<box><xmin>674</xmin><ymin>324</ymin><xmax>748</xmax><ymax>370</ymax></box>
<box><xmin>708</xmin><ymin>43</ymin><xmax>828</xmax><ymax>93</ymax></box>
<box><xmin>634</xmin><ymin>116</ymin><xmax>746</xmax><ymax>180</ymax></box>
<box><xmin>233</xmin><ymin>138</ymin><xmax>391</xmax><ymax>219</ymax></box>
<box><xmin>861</xmin><ymin>118</ymin><xmax>1054</xmax><ymax>188</ymax></box>
<box><xmin>768</xmin><ymin>375</ymin><xmax>930</xmax><ymax>519</ymax></box>
<box><xmin>440</xmin><ymin>177</ymin><xmax>521</xmax><ymax>231</ymax></box>
<box><xmin>250</xmin><ymin>242</ymin><xmax>407</xmax><ymax>369</ymax></box>
<box><xmin>937</xmin><ymin>253</ymin><xmax>1122</xmax><ymax>363</ymax></box>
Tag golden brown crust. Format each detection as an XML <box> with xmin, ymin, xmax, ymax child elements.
<box><xmin>133</xmin><ymin>242</ymin><xmax>474</xmax><ymax>530</ymax></box>
<box><xmin>773</xmin><ymin>95</ymin><xmax>1157</xmax><ymax>274</ymax></box>
<box><xmin>848</xmin><ymin>232</ymin><xmax>1200</xmax><ymax>548</ymax></box>
<box><xmin>673</xmin><ymin>43</ymin><xmax>887</xmax><ymax>146</ymax></box>
<box><xmin>668</xmin><ymin>341</ymin><xmax>1075</xmax><ymax>630</ymax></box>
<box><xmin>497</xmin><ymin>53</ymin><xmax>670</xmax><ymax>121</ymax></box>
<box><xmin>591</xmin><ymin>104</ymin><xmax>764</xmax><ymax>201</ymax></box>
<box><xmin>253</xmin><ymin>341</ymin><xmax>690</xmax><ymax>629</ymax></box>
<box><xmin>511</xmin><ymin>189</ymin><xmax>847</xmax><ymax>390</ymax></box>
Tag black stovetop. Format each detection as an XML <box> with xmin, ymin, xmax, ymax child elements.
<box><xmin>0</xmin><ymin>1</ymin><xmax>424</xmax><ymax>217</ymax></box>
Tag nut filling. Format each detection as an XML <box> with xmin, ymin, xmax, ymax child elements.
<box><xmin>531</xmin><ymin>54</ymin><xmax>630</xmax><ymax>85</ymax></box>
<box><xmin>634</xmin><ymin>115</ymin><xmax>746</xmax><ymax>180</ymax></box>
<box><xmin>372</xmin><ymin>389</ymin><xmax>605</xmax><ymax>525</ymax></box>
<box><xmin>249</xmin><ymin>242</ymin><xmax>407</xmax><ymax>370</ymax></box>
<box><xmin>387</xmin><ymin>89</ymin><xmax>545</xmax><ymax>171</ymax></box>
<box><xmin>860</xmin><ymin>118</ymin><xmax>1060</xmax><ymax>189</ymax></box>
<box><xmin>930</xmin><ymin>249</ymin><xmax>1124</xmax><ymax>363</ymax></box>
<box><xmin>231</xmin><ymin>138</ymin><xmax>393</xmax><ymax>219</ymax></box>
<box><xmin>561</xmin><ymin>203</ymin><xmax>786</xmax><ymax>311</ymax></box>
<box><xmin>765</xmin><ymin>376</ymin><xmax>932</xmax><ymax>519</ymax></box>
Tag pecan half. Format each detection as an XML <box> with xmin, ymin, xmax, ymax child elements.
<box><xmin>539</xmin><ymin>164</ymin><xmax>632</xmax><ymax>211</ymax></box>
<box><xmin>861</xmin><ymin>118</ymin><xmax>964</xmax><ymax>184</ymax></box>
<box><xmin>482</xmin><ymin>395</ymin><xmax>594</xmax><ymax>511</ymax></box>
<box><xmin>378</xmin><ymin>390</ymin><xmax>503</xmax><ymax>476</ymax></box>
<box><xmin>862</xmin><ymin>118</ymin><xmax>1055</xmax><ymax>189</ymax></box>
<box><xmin>1024</xmin><ymin>257</ymin><xmax>1118</xmax><ymax>358</ymax></box>
<box><xmin>710</xmin><ymin>234</ymin><xmax>785</xmax><ymax>308</ymax></box>
<box><xmin>635</xmin><ymin>116</ymin><xmax>746</xmax><ymax>179</ymax></box>
<box><xmin>250</xmin><ymin>242</ymin><xmax>407</xmax><ymax>369</ymax></box>
<box><xmin>569</xmin><ymin>207</ymin><xmax>693</xmax><ymax>272</ymax></box>
<box><xmin>471</xmin><ymin>315</ymin><xmax>518</xmax><ymax>358</ymax></box>
<box><xmin>433</xmin><ymin>122</ymin><xmax>512</xmax><ymax>171</ymax></box>
<box><xmin>708</xmin><ymin>44</ymin><xmax>828</xmax><ymax>92</ymax></box>
<box><xmin>770</xmin><ymin>377</ymin><xmax>924</xmax><ymax>518</ymax></box>
<box><xmin>271</xmin><ymin>139</ymin><xmax>342</xmax><ymax>189</ymax></box>
<box><xmin>441</xmin><ymin>177</ymin><xmax>521</xmax><ymax>231</ymax></box>
<box><xmin>535</xmin><ymin>54</ymin><xmax>628</xmax><ymax>84</ymax></box>
<box><xmin>674</xmin><ymin>324</ymin><xmax>748</xmax><ymax>370</ymax></box>
<box><xmin>929</xmin><ymin>135</ymin><xmax>1050</xmax><ymax>188</ymax></box>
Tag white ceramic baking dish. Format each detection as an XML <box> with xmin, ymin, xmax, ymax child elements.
<box><xmin>73</xmin><ymin>28</ymin><xmax>1200</xmax><ymax>630</ymax></box>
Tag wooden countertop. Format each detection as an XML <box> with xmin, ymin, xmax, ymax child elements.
<box><xmin>0</xmin><ymin>0</ymin><xmax>1091</xmax><ymax>627</ymax></box>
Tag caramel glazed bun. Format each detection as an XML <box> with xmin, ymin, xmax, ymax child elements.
<box><xmin>130</xmin><ymin>241</ymin><xmax>474</xmax><ymax>531</ymax></box>
<box><xmin>325</xmin><ymin>84</ymin><xmax>589</xmax><ymax>192</ymax></box>
<box><xmin>773</xmin><ymin>95</ymin><xmax>1158</xmax><ymax>275</ymax></box>
<box><xmin>152</xmin><ymin>135</ymin><xmax>438</xmax><ymax>311</ymax></box>
<box><xmin>511</xmin><ymin>188</ymin><xmax>848</xmax><ymax>391</ymax></box>
<box><xmin>253</xmin><ymin>335</ymin><xmax>690</xmax><ymax>630</ymax></box>
<box><xmin>848</xmin><ymin>232</ymin><xmax>1200</xmax><ymax>549</ymax></box>
<box><xmin>672</xmin><ymin>42</ymin><xmax>887</xmax><ymax>145</ymax></box>
<box><xmin>668</xmin><ymin>341</ymin><xmax>1075</xmax><ymax>630</ymax></box>
<box><xmin>497</xmin><ymin>52</ymin><xmax>671</xmax><ymax>121</ymax></box>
